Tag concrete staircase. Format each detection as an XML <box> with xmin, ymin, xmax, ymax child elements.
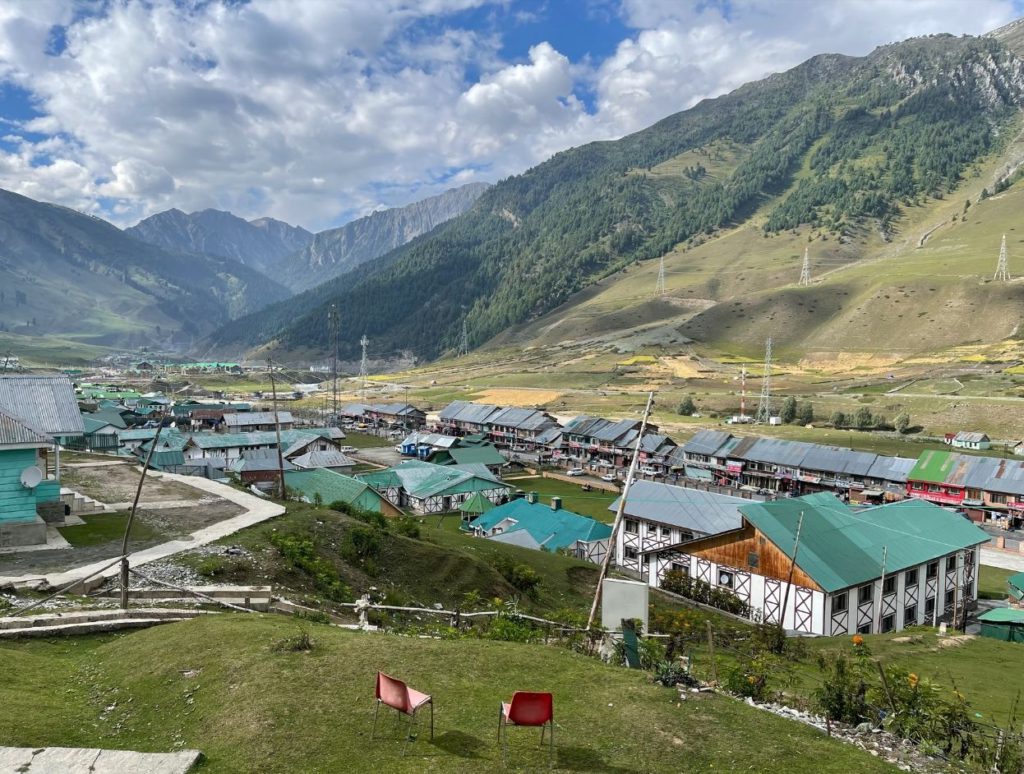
<box><xmin>0</xmin><ymin>608</ymin><xmax>213</xmax><ymax>638</ymax></box>
<box><xmin>60</xmin><ymin>487</ymin><xmax>110</xmax><ymax>516</ymax></box>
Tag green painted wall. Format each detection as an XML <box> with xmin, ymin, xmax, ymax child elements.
<box><xmin>36</xmin><ymin>479</ymin><xmax>60</xmax><ymax>504</ymax></box>
<box><xmin>0</xmin><ymin>448</ymin><xmax>40</xmax><ymax>523</ymax></box>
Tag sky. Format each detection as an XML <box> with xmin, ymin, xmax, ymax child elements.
<box><xmin>0</xmin><ymin>0</ymin><xmax>1022</xmax><ymax>232</ymax></box>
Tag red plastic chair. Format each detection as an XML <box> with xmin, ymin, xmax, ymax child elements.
<box><xmin>372</xmin><ymin>672</ymin><xmax>433</xmax><ymax>755</ymax></box>
<box><xmin>498</xmin><ymin>691</ymin><xmax>554</xmax><ymax>767</ymax></box>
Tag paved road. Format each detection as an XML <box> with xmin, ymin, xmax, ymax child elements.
<box><xmin>0</xmin><ymin>747</ymin><xmax>201</xmax><ymax>773</ymax></box>
<box><xmin>981</xmin><ymin>547</ymin><xmax>1024</xmax><ymax>572</ymax></box>
<box><xmin>351</xmin><ymin>446</ymin><xmax>402</xmax><ymax>467</ymax></box>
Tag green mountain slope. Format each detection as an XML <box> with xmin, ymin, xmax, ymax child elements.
<box><xmin>210</xmin><ymin>30</ymin><xmax>1024</xmax><ymax>362</ymax></box>
<box><xmin>0</xmin><ymin>189</ymin><xmax>290</xmax><ymax>349</ymax></box>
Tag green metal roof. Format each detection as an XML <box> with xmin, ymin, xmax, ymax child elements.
<box><xmin>907</xmin><ymin>449</ymin><xmax>957</xmax><ymax>484</ymax></box>
<box><xmin>285</xmin><ymin>469</ymin><xmax>377</xmax><ymax>506</ymax></box>
<box><xmin>82</xmin><ymin>416</ymin><xmax>114</xmax><ymax>434</ymax></box>
<box><xmin>433</xmin><ymin>446</ymin><xmax>507</xmax><ymax>467</ymax></box>
<box><xmin>472</xmin><ymin>499</ymin><xmax>611</xmax><ymax>551</ymax></box>
<box><xmin>738</xmin><ymin>493</ymin><xmax>989</xmax><ymax>593</ymax></box>
<box><xmin>460</xmin><ymin>491</ymin><xmax>495</xmax><ymax>515</ymax></box>
<box><xmin>1009</xmin><ymin>572</ymin><xmax>1024</xmax><ymax>601</ymax></box>
<box><xmin>357</xmin><ymin>459</ymin><xmax>508</xmax><ymax>500</ymax></box>
<box><xmin>978</xmin><ymin>608</ymin><xmax>1024</xmax><ymax>623</ymax></box>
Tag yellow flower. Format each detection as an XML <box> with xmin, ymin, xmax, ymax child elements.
<box><xmin>747</xmin><ymin>675</ymin><xmax>757</xmax><ymax>684</ymax></box>
<box><xmin>852</xmin><ymin>634</ymin><xmax>865</xmax><ymax>647</ymax></box>
<box><xmin>908</xmin><ymin>673</ymin><xmax>919</xmax><ymax>688</ymax></box>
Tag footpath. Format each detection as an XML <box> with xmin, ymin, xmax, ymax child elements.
<box><xmin>0</xmin><ymin>471</ymin><xmax>284</xmax><ymax>591</ymax></box>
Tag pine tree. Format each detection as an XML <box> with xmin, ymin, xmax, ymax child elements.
<box><xmin>780</xmin><ymin>396</ymin><xmax>797</xmax><ymax>424</ymax></box>
<box><xmin>678</xmin><ymin>396</ymin><xmax>696</xmax><ymax>416</ymax></box>
<box><xmin>797</xmin><ymin>401</ymin><xmax>814</xmax><ymax>425</ymax></box>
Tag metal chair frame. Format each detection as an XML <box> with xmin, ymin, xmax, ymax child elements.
<box><xmin>497</xmin><ymin>692</ymin><xmax>554</xmax><ymax>768</ymax></box>
<box><xmin>371</xmin><ymin>672</ymin><xmax>434</xmax><ymax>756</ymax></box>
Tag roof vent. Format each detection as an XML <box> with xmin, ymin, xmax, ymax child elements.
<box><xmin>551</xmin><ymin>496</ymin><xmax>562</xmax><ymax>510</ymax></box>
<box><xmin>527</xmin><ymin>491</ymin><xmax>539</xmax><ymax>504</ymax></box>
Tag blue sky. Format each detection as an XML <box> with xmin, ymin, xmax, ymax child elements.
<box><xmin>0</xmin><ymin>0</ymin><xmax>1021</xmax><ymax>230</ymax></box>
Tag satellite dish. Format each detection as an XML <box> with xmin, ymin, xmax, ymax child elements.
<box><xmin>20</xmin><ymin>466</ymin><xmax>43</xmax><ymax>489</ymax></box>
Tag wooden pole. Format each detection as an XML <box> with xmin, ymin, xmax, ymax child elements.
<box><xmin>119</xmin><ymin>418</ymin><xmax>165</xmax><ymax>609</ymax></box>
<box><xmin>779</xmin><ymin>511</ymin><xmax>804</xmax><ymax>632</ymax></box>
<box><xmin>586</xmin><ymin>392</ymin><xmax>654</xmax><ymax>631</ymax></box>
<box><xmin>874</xmin><ymin>545</ymin><xmax>888</xmax><ymax>634</ymax></box>
<box><xmin>706</xmin><ymin>621</ymin><xmax>718</xmax><ymax>685</ymax></box>
<box><xmin>268</xmin><ymin>359</ymin><xmax>287</xmax><ymax>500</ymax></box>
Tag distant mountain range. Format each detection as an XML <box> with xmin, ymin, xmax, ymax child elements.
<box><xmin>127</xmin><ymin>209</ymin><xmax>314</xmax><ymax>278</ymax></box>
<box><xmin>208</xmin><ymin>22</ymin><xmax>1024</xmax><ymax>363</ymax></box>
<box><xmin>0</xmin><ymin>189</ymin><xmax>289</xmax><ymax>348</ymax></box>
<box><xmin>127</xmin><ymin>182</ymin><xmax>489</xmax><ymax>292</ymax></box>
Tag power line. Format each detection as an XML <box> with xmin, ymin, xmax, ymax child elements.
<box><xmin>359</xmin><ymin>335</ymin><xmax>369</xmax><ymax>401</ymax></box>
<box><xmin>457</xmin><ymin>318</ymin><xmax>469</xmax><ymax>358</ymax></box>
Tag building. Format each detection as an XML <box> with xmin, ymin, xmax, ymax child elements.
<box><xmin>357</xmin><ymin>459</ymin><xmax>510</xmax><ymax>515</ymax></box>
<box><xmin>949</xmin><ymin>432</ymin><xmax>991</xmax><ymax>451</ymax></box>
<box><xmin>469</xmin><ymin>494</ymin><xmax>611</xmax><ymax>558</ymax></box>
<box><xmin>437</xmin><ymin>401</ymin><xmax>500</xmax><ymax>436</ymax></box>
<box><xmin>427</xmin><ymin>444</ymin><xmax>507</xmax><ymax>474</ymax></box>
<box><xmin>483</xmin><ymin>406</ymin><xmax>558</xmax><ymax>451</ymax></box>
<box><xmin>284</xmin><ymin>469</ymin><xmax>402</xmax><ymax>515</ymax></box>
<box><xmin>560</xmin><ymin>415</ymin><xmax>662</xmax><ymax>469</ymax></box>
<box><xmin>905</xmin><ymin>450</ymin><xmax>1024</xmax><ymax>525</ymax></box>
<box><xmin>978</xmin><ymin>608</ymin><xmax>1024</xmax><ymax>642</ymax></box>
<box><xmin>230</xmin><ymin>450</ymin><xmax>294</xmax><ymax>486</ymax></box>
<box><xmin>640</xmin><ymin>493</ymin><xmax>988</xmax><ymax>636</ymax></box>
<box><xmin>0</xmin><ymin>374</ymin><xmax>84</xmax><ymax>546</ymax></box>
<box><xmin>609</xmin><ymin>481</ymin><xmax>750</xmax><ymax>576</ymax></box>
<box><xmin>288</xmin><ymin>449</ymin><xmax>356</xmax><ymax>473</ymax></box>
<box><xmin>343</xmin><ymin>402</ymin><xmax>426</xmax><ymax>429</ymax></box>
<box><xmin>222</xmin><ymin>411</ymin><xmax>295</xmax><ymax>433</ymax></box>
<box><xmin>398</xmin><ymin>431</ymin><xmax>460</xmax><ymax>458</ymax></box>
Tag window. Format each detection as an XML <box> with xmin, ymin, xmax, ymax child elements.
<box><xmin>858</xmin><ymin>584</ymin><xmax>873</xmax><ymax>604</ymax></box>
<box><xmin>624</xmin><ymin>547</ymin><xmax>638</xmax><ymax>560</ymax></box>
<box><xmin>928</xmin><ymin>484</ymin><xmax>941</xmax><ymax>493</ymax></box>
<box><xmin>946</xmin><ymin>555</ymin><xmax>957</xmax><ymax>572</ymax></box>
<box><xmin>747</xmin><ymin>551</ymin><xmax>759</xmax><ymax>569</ymax></box>
<box><xmin>926</xmin><ymin>561</ymin><xmax>938</xmax><ymax>579</ymax></box>
<box><xmin>670</xmin><ymin>562</ymin><xmax>688</xmax><ymax>576</ymax></box>
<box><xmin>718</xmin><ymin>570</ymin><xmax>734</xmax><ymax>589</ymax></box>
<box><xmin>661</xmin><ymin>527</ymin><xmax>672</xmax><ymax>539</ymax></box>
<box><xmin>857</xmin><ymin>623</ymin><xmax>871</xmax><ymax>634</ymax></box>
<box><xmin>904</xmin><ymin>568</ymin><xmax>918</xmax><ymax>586</ymax></box>
<box><xmin>904</xmin><ymin>604</ymin><xmax>917</xmax><ymax>624</ymax></box>
<box><xmin>883</xmin><ymin>576</ymin><xmax>896</xmax><ymax>595</ymax></box>
<box><xmin>991</xmin><ymin>493</ymin><xmax>1007</xmax><ymax>504</ymax></box>
<box><xmin>831</xmin><ymin>593</ymin><xmax>848</xmax><ymax>614</ymax></box>
<box><xmin>925</xmin><ymin>598</ymin><xmax>935</xmax><ymax>616</ymax></box>
<box><xmin>881</xmin><ymin>614</ymin><xmax>895</xmax><ymax>633</ymax></box>
<box><xmin>945</xmin><ymin>589</ymin><xmax>955</xmax><ymax>606</ymax></box>
<box><xmin>967</xmin><ymin>489</ymin><xmax>981</xmax><ymax>500</ymax></box>
<box><xmin>624</xmin><ymin>519</ymin><xmax>638</xmax><ymax>534</ymax></box>
<box><xmin>947</xmin><ymin>489</ymin><xmax>960</xmax><ymax>496</ymax></box>
<box><xmin>912</xmin><ymin>482</ymin><xmax>923</xmax><ymax>490</ymax></box>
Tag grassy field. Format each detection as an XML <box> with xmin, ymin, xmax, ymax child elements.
<box><xmin>978</xmin><ymin>564</ymin><xmax>1015</xmax><ymax>600</ymax></box>
<box><xmin>501</xmin><ymin>475</ymin><xmax>619</xmax><ymax>522</ymax></box>
<box><xmin>341</xmin><ymin>431</ymin><xmax>395</xmax><ymax>449</ymax></box>
<box><xmin>57</xmin><ymin>512</ymin><xmax>161</xmax><ymax>547</ymax></box>
<box><xmin>0</xmin><ymin>615</ymin><xmax>897</xmax><ymax>773</ymax></box>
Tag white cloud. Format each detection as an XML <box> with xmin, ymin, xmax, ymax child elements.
<box><xmin>0</xmin><ymin>0</ymin><xmax>1019</xmax><ymax>231</ymax></box>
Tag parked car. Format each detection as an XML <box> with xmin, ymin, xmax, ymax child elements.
<box><xmin>566</xmin><ymin>468</ymin><xmax>585</xmax><ymax>477</ymax></box>
<box><xmin>338</xmin><ymin>445</ymin><xmax>357</xmax><ymax>453</ymax></box>
<box><xmin>639</xmin><ymin>466</ymin><xmax>659</xmax><ymax>476</ymax></box>
<box><xmin>600</xmin><ymin>473</ymin><xmax>617</xmax><ymax>482</ymax></box>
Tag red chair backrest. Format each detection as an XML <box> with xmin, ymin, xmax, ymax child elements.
<box><xmin>508</xmin><ymin>691</ymin><xmax>553</xmax><ymax>726</ymax></box>
<box><xmin>376</xmin><ymin>672</ymin><xmax>410</xmax><ymax>713</ymax></box>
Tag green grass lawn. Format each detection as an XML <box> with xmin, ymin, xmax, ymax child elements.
<box><xmin>978</xmin><ymin>564</ymin><xmax>1014</xmax><ymax>600</ymax></box>
<box><xmin>0</xmin><ymin>615</ymin><xmax>897</xmax><ymax>773</ymax></box>
<box><xmin>58</xmin><ymin>513</ymin><xmax>162</xmax><ymax>547</ymax></box>
<box><xmin>343</xmin><ymin>431</ymin><xmax>395</xmax><ymax>449</ymax></box>
<box><xmin>501</xmin><ymin>475</ymin><xmax>619</xmax><ymax>522</ymax></box>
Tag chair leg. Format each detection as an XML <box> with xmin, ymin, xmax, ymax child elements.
<box><xmin>549</xmin><ymin>721</ymin><xmax>555</xmax><ymax>768</ymax></box>
<box><xmin>371</xmin><ymin>700</ymin><xmax>380</xmax><ymax>740</ymax></box>
<box><xmin>540</xmin><ymin>725</ymin><xmax>545</xmax><ymax>746</ymax></box>
<box><xmin>403</xmin><ymin>712</ymin><xmax>417</xmax><ymax>756</ymax></box>
<box><xmin>430</xmin><ymin>700</ymin><xmax>434</xmax><ymax>741</ymax></box>
<box><xmin>497</xmin><ymin>704</ymin><xmax>503</xmax><ymax>742</ymax></box>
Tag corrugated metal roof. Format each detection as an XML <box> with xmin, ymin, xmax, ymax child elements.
<box><xmin>954</xmin><ymin>431</ymin><xmax>989</xmax><ymax>443</ymax></box>
<box><xmin>739</xmin><ymin>493</ymin><xmax>988</xmax><ymax>593</ymax></box>
<box><xmin>535</xmin><ymin>427</ymin><xmax>562</xmax><ymax>446</ymax></box>
<box><xmin>487</xmin><ymin>407</ymin><xmax>555</xmax><ymax>431</ymax></box>
<box><xmin>864</xmin><ymin>456</ymin><xmax>916</xmax><ymax>483</ymax></box>
<box><xmin>473</xmin><ymin>499</ymin><xmax>611</xmax><ymax>551</ymax></box>
<box><xmin>357</xmin><ymin>459</ymin><xmax>507</xmax><ymax>499</ymax></box>
<box><xmin>0</xmin><ymin>406</ymin><xmax>51</xmax><ymax>447</ymax></box>
<box><xmin>285</xmin><ymin>469</ymin><xmax>375</xmax><ymax>506</ymax></box>
<box><xmin>910</xmin><ymin>450</ymin><xmax>1024</xmax><ymax>496</ymax></box>
<box><xmin>223</xmin><ymin>411</ymin><xmax>293</xmax><ymax>427</ymax></box>
<box><xmin>682</xmin><ymin>430</ymin><xmax>733</xmax><ymax>456</ymax></box>
<box><xmin>440</xmin><ymin>401</ymin><xmax>499</xmax><ymax>425</ymax></box>
<box><xmin>289</xmin><ymin>450</ymin><xmax>356</xmax><ymax>469</ymax></box>
<box><xmin>800</xmin><ymin>446</ymin><xmax>876</xmax><ymax>476</ymax></box>
<box><xmin>613</xmin><ymin>480</ymin><xmax>745</xmax><ymax>535</ymax></box>
<box><xmin>592</xmin><ymin>419</ymin><xmax>640</xmax><ymax>443</ymax></box>
<box><xmin>977</xmin><ymin>607</ymin><xmax>1024</xmax><ymax>623</ymax></box>
<box><xmin>0</xmin><ymin>374</ymin><xmax>83</xmax><ymax>437</ymax></box>
<box><xmin>740</xmin><ymin>438</ymin><xmax>812</xmax><ymax>467</ymax></box>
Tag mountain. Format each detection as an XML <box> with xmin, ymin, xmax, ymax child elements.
<box><xmin>0</xmin><ymin>189</ymin><xmax>289</xmax><ymax>348</ymax></box>
<box><xmin>210</xmin><ymin>28</ymin><xmax>1024</xmax><ymax>363</ymax></box>
<box><xmin>127</xmin><ymin>208</ymin><xmax>313</xmax><ymax>277</ymax></box>
<box><xmin>286</xmin><ymin>182</ymin><xmax>490</xmax><ymax>292</ymax></box>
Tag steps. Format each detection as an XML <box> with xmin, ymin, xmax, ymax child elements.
<box><xmin>93</xmin><ymin>585</ymin><xmax>273</xmax><ymax>612</ymax></box>
<box><xmin>0</xmin><ymin>608</ymin><xmax>212</xmax><ymax>638</ymax></box>
<box><xmin>60</xmin><ymin>487</ymin><xmax>110</xmax><ymax>516</ymax></box>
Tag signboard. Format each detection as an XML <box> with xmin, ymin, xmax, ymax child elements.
<box><xmin>601</xmin><ymin>578</ymin><xmax>649</xmax><ymax>633</ymax></box>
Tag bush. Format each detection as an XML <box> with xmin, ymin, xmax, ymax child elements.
<box><xmin>270</xmin><ymin>532</ymin><xmax>352</xmax><ymax>602</ymax></box>
<box><xmin>273</xmin><ymin>629</ymin><xmax>315</xmax><ymax>652</ymax></box>
<box><xmin>829</xmin><ymin>410</ymin><xmax>846</xmax><ymax>428</ymax></box>
<box><xmin>660</xmin><ymin>570</ymin><xmax>751</xmax><ymax>617</ymax></box>
<box><xmin>894</xmin><ymin>412</ymin><xmax>910</xmax><ymax>434</ymax></box>
<box><xmin>395</xmin><ymin>517</ymin><xmax>421</xmax><ymax>539</ymax></box>
<box><xmin>854</xmin><ymin>406</ymin><xmax>874</xmax><ymax>429</ymax></box>
<box><xmin>813</xmin><ymin>652</ymin><xmax>871</xmax><ymax>725</ymax></box>
<box><xmin>678</xmin><ymin>396</ymin><xmax>696</xmax><ymax>415</ymax></box>
<box><xmin>340</xmin><ymin>524</ymin><xmax>383</xmax><ymax>568</ymax></box>
<box><xmin>797</xmin><ymin>401</ymin><xmax>814</xmax><ymax>425</ymax></box>
<box><xmin>724</xmin><ymin>652</ymin><xmax>776</xmax><ymax>701</ymax></box>
<box><xmin>494</xmin><ymin>556</ymin><xmax>542</xmax><ymax>597</ymax></box>
<box><xmin>780</xmin><ymin>396</ymin><xmax>797</xmax><ymax>424</ymax></box>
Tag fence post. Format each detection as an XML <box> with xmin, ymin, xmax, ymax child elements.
<box><xmin>876</xmin><ymin>661</ymin><xmax>897</xmax><ymax>715</ymax></box>
<box><xmin>706</xmin><ymin>622</ymin><xmax>717</xmax><ymax>685</ymax></box>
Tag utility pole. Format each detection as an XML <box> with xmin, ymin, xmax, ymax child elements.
<box><xmin>587</xmin><ymin>392</ymin><xmax>655</xmax><ymax>631</ymax></box>
<box><xmin>779</xmin><ymin>511</ymin><xmax>804</xmax><ymax>632</ymax></box>
<box><xmin>359</xmin><ymin>335</ymin><xmax>369</xmax><ymax>401</ymax></box>
<box><xmin>755</xmin><ymin>337</ymin><xmax>772</xmax><ymax>424</ymax></box>
<box><xmin>328</xmin><ymin>304</ymin><xmax>340</xmax><ymax>425</ymax></box>
<box><xmin>798</xmin><ymin>247</ymin><xmax>811</xmax><ymax>287</ymax></box>
<box><xmin>874</xmin><ymin>545</ymin><xmax>888</xmax><ymax>634</ymax></box>
<box><xmin>268</xmin><ymin>359</ymin><xmax>286</xmax><ymax>500</ymax></box>
<box><xmin>739</xmin><ymin>366</ymin><xmax>747</xmax><ymax>420</ymax></box>
<box><xmin>0</xmin><ymin>352</ymin><xmax>10</xmax><ymax>372</ymax></box>
<box><xmin>655</xmin><ymin>256</ymin><xmax>666</xmax><ymax>296</ymax></box>
<box><xmin>994</xmin><ymin>234</ymin><xmax>1011</xmax><ymax>281</ymax></box>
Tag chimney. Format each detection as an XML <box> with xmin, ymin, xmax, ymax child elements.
<box><xmin>527</xmin><ymin>491</ymin><xmax>539</xmax><ymax>504</ymax></box>
<box><xmin>551</xmin><ymin>496</ymin><xmax>562</xmax><ymax>511</ymax></box>
<box><xmin>512</xmin><ymin>489</ymin><xmax>525</xmax><ymax>501</ymax></box>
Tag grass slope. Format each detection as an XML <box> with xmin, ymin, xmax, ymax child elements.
<box><xmin>0</xmin><ymin>615</ymin><xmax>897</xmax><ymax>773</ymax></box>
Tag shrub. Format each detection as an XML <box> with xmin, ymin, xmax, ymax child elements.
<box><xmin>813</xmin><ymin>652</ymin><xmax>871</xmax><ymax>725</ymax></box>
<box><xmin>829</xmin><ymin>410</ymin><xmax>846</xmax><ymax>428</ymax></box>
<box><xmin>340</xmin><ymin>524</ymin><xmax>383</xmax><ymax>567</ymax></box>
<box><xmin>494</xmin><ymin>556</ymin><xmax>541</xmax><ymax>597</ymax></box>
<box><xmin>270</xmin><ymin>532</ymin><xmax>352</xmax><ymax>602</ymax></box>
<box><xmin>660</xmin><ymin>571</ymin><xmax>751</xmax><ymax>617</ymax></box>
<box><xmin>724</xmin><ymin>652</ymin><xmax>776</xmax><ymax>701</ymax></box>
<box><xmin>678</xmin><ymin>396</ymin><xmax>696</xmax><ymax>415</ymax></box>
<box><xmin>273</xmin><ymin>629</ymin><xmax>315</xmax><ymax>652</ymax></box>
<box><xmin>395</xmin><ymin>517</ymin><xmax>421</xmax><ymax>539</ymax></box>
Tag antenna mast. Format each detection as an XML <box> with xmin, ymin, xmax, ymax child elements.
<box><xmin>755</xmin><ymin>337</ymin><xmax>773</xmax><ymax>424</ymax></box>
<box><xmin>457</xmin><ymin>318</ymin><xmax>469</xmax><ymax>358</ymax></box>
<box><xmin>655</xmin><ymin>256</ymin><xmax>666</xmax><ymax>295</ymax></box>
<box><xmin>740</xmin><ymin>366</ymin><xmax>747</xmax><ymax>420</ymax></box>
<box><xmin>798</xmin><ymin>247</ymin><xmax>811</xmax><ymax>286</ymax></box>
<box><xmin>995</xmin><ymin>234</ymin><xmax>1011</xmax><ymax>282</ymax></box>
<box><xmin>328</xmin><ymin>304</ymin><xmax>340</xmax><ymax>425</ymax></box>
<box><xmin>359</xmin><ymin>335</ymin><xmax>369</xmax><ymax>401</ymax></box>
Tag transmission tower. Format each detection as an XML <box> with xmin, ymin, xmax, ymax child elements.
<box><xmin>327</xmin><ymin>304</ymin><xmax>340</xmax><ymax>423</ymax></box>
<box><xmin>755</xmin><ymin>337</ymin><xmax>773</xmax><ymax>424</ymax></box>
<box><xmin>655</xmin><ymin>256</ymin><xmax>666</xmax><ymax>295</ymax></box>
<box><xmin>358</xmin><ymin>335</ymin><xmax>369</xmax><ymax>401</ymax></box>
<box><xmin>798</xmin><ymin>247</ymin><xmax>811</xmax><ymax>287</ymax></box>
<box><xmin>994</xmin><ymin>234</ymin><xmax>1011</xmax><ymax>282</ymax></box>
<box><xmin>457</xmin><ymin>318</ymin><xmax>469</xmax><ymax>358</ymax></box>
